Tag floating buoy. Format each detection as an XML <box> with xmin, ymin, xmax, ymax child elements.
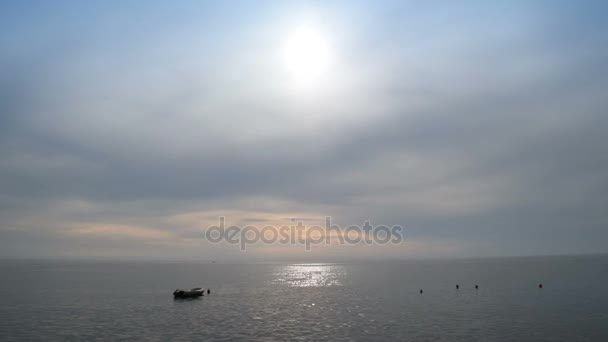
<box><xmin>475</xmin><ymin>285</ymin><xmax>479</xmax><ymax>289</ymax></box>
<box><xmin>456</xmin><ymin>284</ymin><xmax>459</xmax><ymax>289</ymax></box>
<box><xmin>420</xmin><ymin>289</ymin><xmax>423</xmax><ymax>294</ymax></box>
<box><xmin>538</xmin><ymin>283</ymin><xmax>543</xmax><ymax>289</ymax></box>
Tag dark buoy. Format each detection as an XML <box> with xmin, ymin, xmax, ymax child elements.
<box><xmin>420</xmin><ymin>289</ymin><xmax>423</xmax><ymax>294</ymax></box>
<box><xmin>538</xmin><ymin>283</ymin><xmax>543</xmax><ymax>289</ymax></box>
<box><xmin>475</xmin><ymin>285</ymin><xmax>479</xmax><ymax>289</ymax></box>
<box><xmin>456</xmin><ymin>284</ymin><xmax>459</xmax><ymax>290</ymax></box>
<box><xmin>207</xmin><ymin>288</ymin><xmax>210</xmax><ymax>294</ymax></box>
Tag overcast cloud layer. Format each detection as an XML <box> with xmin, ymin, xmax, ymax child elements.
<box><xmin>1</xmin><ymin>1</ymin><xmax>607</xmax><ymax>260</ymax></box>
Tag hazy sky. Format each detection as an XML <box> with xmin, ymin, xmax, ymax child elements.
<box><xmin>1</xmin><ymin>0</ymin><xmax>607</xmax><ymax>261</ymax></box>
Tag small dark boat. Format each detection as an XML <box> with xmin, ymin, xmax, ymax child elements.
<box><xmin>173</xmin><ymin>287</ymin><xmax>204</xmax><ymax>299</ymax></box>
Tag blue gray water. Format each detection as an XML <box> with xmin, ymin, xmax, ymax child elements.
<box><xmin>1</xmin><ymin>255</ymin><xmax>607</xmax><ymax>341</ymax></box>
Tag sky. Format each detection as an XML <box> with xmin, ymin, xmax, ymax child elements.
<box><xmin>1</xmin><ymin>0</ymin><xmax>607</xmax><ymax>261</ymax></box>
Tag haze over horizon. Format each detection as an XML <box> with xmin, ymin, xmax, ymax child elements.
<box><xmin>1</xmin><ymin>0</ymin><xmax>607</xmax><ymax>261</ymax></box>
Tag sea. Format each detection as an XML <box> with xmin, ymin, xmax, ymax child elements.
<box><xmin>1</xmin><ymin>255</ymin><xmax>607</xmax><ymax>341</ymax></box>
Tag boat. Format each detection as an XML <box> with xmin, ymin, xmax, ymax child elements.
<box><xmin>173</xmin><ymin>287</ymin><xmax>204</xmax><ymax>299</ymax></box>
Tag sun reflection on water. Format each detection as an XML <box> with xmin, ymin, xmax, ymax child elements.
<box><xmin>272</xmin><ymin>264</ymin><xmax>346</xmax><ymax>287</ymax></box>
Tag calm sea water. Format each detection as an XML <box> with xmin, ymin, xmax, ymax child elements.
<box><xmin>1</xmin><ymin>255</ymin><xmax>607</xmax><ymax>341</ymax></box>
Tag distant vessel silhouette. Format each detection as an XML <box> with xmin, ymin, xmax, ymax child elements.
<box><xmin>173</xmin><ymin>288</ymin><xmax>205</xmax><ymax>299</ymax></box>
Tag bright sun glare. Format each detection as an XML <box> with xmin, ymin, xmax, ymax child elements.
<box><xmin>282</xmin><ymin>26</ymin><xmax>331</xmax><ymax>85</ymax></box>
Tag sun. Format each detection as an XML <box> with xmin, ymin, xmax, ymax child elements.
<box><xmin>282</xmin><ymin>26</ymin><xmax>332</xmax><ymax>85</ymax></box>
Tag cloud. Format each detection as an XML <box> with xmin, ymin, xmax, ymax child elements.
<box><xmin>1</xmin><ymin>1</ymin><xmax>607</xmax><ymax>259</ymax></box>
